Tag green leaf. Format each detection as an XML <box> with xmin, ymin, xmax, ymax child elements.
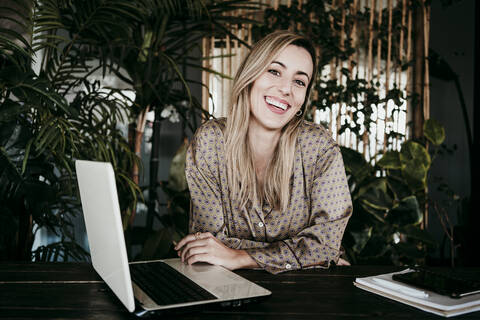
<box><xmin>340</xmin><ymin>146</ymin><xmax>373</xmax><ymax>183</ymax></box>
<box><xmin>358</xmin><ymin>201</ymin><xmax>386</xmax><ymax>223</ymax></box>
<box><xmin>399</xmin><ymin>141</ymin><xmax>431</xmax><ymax>191</ymax></box>
<box><xmin>400</xmin><ymin>141</ymin><xmax>430</xmax><ymax>168</ymax></box>
<box><xmin>138</xmin><ymin>30</ymin><xmax>154</xmax><ymax>63</ymax></box>
<box><xmin>357</xmin><ymin>178</ymin><xmax>393</xmax><ymax>211</ymax></box>
<box><xmin>386</xmin><ymin>175</ymin><xmax>412</xmax><ymax>200</ymax></box>
<box><xmin>350</xmin><ymin>227</ymin><xmax>372</xmax><ymax>254</ymax></box>
<box><xmin>401</xmin><ymin>159</ymin><xmax>428</xmax><ymax>191</ymax></box>
<box><xmin>361</xmin><ymin>235</ymin><xmax>391</xmax><ymax>258</ymax></box>
<box><xmin>0</xmin><ymin>34</ymin><xmax>32</xmax><ymax>59</ymax></box>
<box><xmin>377</xmin><ymin>150</ymin><xmax>401</xmax><ymax>169</ymax></box>
<box><xmin>424</xmin><ymin>118</ymin><xmax>445</xmax><ymax>146</ymax></box>
<box><xmin>386</xmin><ymin>196</ymin><xmax>422</xmax><ymax>226</ymax></box>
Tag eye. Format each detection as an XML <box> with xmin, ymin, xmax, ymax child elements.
<box><xmin>268</xmin><ymin>69</ymin><xmax>280</xmax><ymax>76</ymax></box>
<box><xmin>295</xmin><ymin>79</ymin><xmax>306</xmax><ymax>87</ymax></box>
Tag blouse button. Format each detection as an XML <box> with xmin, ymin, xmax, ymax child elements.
<box><xmin>285</xmin><ymin>263</ymin><xmax>292</xmax><ymax>270</ymax></box>
<box><xmin>258</xmin><ymin>222</ymin><xmax>264</xmax><ymax>228</ymax></box>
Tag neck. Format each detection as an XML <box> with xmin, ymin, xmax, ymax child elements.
<box><xmin>248</xmin><ymin>122</ymin><xmax>281</xmax><ymax>181</ymax></box>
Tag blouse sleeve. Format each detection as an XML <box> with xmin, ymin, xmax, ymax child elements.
<box><xmin>244</xmin><ymin>143</ymin><xmax>353</xmax><ymax>273</ymax></box>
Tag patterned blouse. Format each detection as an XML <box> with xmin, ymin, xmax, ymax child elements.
<box><xmin>185</xmin><ymin>118</ymin><xmax>352</xmax><ymax>274</ymax></box>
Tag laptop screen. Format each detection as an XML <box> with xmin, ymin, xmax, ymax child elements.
<box><xmin>76</xmin><ymin>160</ymin><xmax>136</xmax><ymax>312</ymax></box>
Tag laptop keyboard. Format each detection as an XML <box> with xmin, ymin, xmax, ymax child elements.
<box><xmin>130</xmin><ymin>261</ymin><xmax>217</xmax><ymax>306</ymax></box>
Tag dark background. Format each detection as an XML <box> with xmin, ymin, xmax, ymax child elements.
<box><xmin>428</xmin><ymin>0</ymin><xmax>477</xmax><ymax>264</ymax></box>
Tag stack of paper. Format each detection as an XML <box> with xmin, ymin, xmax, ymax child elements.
<box><xmin>354</xmin><ymin>269</ymin><xmax>480</xmax><ymax>317</ymax></box>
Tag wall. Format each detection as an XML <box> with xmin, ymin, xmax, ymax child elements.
<box><xmin>428</xmin><ymin>0</ymin><xmax>475</xmax><ymax>260</ymax></box>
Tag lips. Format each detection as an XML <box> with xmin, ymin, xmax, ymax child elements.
<box><xmin>265</xmin><ymin>96</ymin><xmax>290</xmax><ymax>114</ymax></box>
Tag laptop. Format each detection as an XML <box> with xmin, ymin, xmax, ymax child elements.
<box><xmin>75</xmin><ymin>160</ymin><xmax>271</xmax><ymax>315</ymax></box>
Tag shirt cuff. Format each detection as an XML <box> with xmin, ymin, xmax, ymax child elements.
<box><xmin>244</xmin><ymin>241</ymin><xmax>301</xmax><ymax>274</ymax></box>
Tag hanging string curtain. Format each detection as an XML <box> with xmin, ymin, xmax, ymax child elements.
<box><xmin>201</xmin><ymin>0</ymin><xmax>430</xmax><ymax>161</ymax></box>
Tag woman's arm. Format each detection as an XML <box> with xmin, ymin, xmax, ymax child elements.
<box><xmin>174</xmin><ymin>232</ymin><xmax>258</xmax><ymax>270</ymax></box>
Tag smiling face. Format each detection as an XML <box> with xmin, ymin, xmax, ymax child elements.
<box><xmin>249</xmin><ymin>44</ymin><xmax>314</xmax><ymax>133</ymax></box>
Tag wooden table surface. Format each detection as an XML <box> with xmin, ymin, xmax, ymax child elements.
<box><xmin>0</xmin><ymin>262</ymin><xmax>479</xmax><ymax>319</ymax></box>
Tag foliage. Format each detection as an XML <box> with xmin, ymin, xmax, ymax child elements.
<box><xmin>0</xmin><ymin>0</ymin><xmax>140</xmax><ymax>261</ymax></box>
<box><xmin>342</xmin><ymin>119</ymin><xmax>445</xmax><ymax>265</ymax></box>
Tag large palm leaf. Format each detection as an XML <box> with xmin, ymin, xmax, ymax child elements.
<box><xmin>0</xmin><ymin>0</ymin><xmax>141</xmax><ymax>261</ymax></box>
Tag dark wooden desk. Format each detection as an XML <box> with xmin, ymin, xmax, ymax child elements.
<box><xmin>0</xmin><ymin>263</ymin><xmax>479</xmax><ymax>319</ymax></box>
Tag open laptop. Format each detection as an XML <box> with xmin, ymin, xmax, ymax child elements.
<box><xmin>75</xmin><ymin>160</ymin><xmax>271</xmax><ymax>315</ymax></box>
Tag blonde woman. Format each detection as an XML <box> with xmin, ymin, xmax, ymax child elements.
<box><xmin>174</xmin><ymin>31</ymin><xmax>352</xmax><ymax>274</ymax></box>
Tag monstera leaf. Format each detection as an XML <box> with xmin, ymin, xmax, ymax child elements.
<box><xmin>386</xmin><ymin>174</ymin><xmax>412</xmax><ymax>201</ymax></box>
<box><xmin>399</xmin><ymin>141</ymin><xmax>431</xmax><ymax>191</ymax></box>
<box><xmin>377</xmin><ymin>150</ymin><xmax>402</xmax><ymax>170</ymax></box>
<box><xmin>340</xmin><ymin>146</ymin><xmax>374</xmax><ymax>184</ymax></box>
<box><xmin>424</xmin><ymin>118</ymin><xmax>445</xmax><ymax>146</ymax></box>
<box><xmin>386</xmin><ymin>196</ymin><xmax>422</xmax><ymax>226</ymax></box>
<box><xmin>356</xmin><ymin>178</ymin><xmax>393</xmax><ymax>211</ymax></box>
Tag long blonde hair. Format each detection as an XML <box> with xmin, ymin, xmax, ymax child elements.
<box><xmin>224</xmin><ymin>31</ymin><xmax>317</xmax><ymax>211</ymax></box>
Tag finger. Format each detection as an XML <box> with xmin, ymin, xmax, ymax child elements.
<box><xmin>181</xmin><ymin>239</ymin><xmax>209</xmax><ymax>262</ymax></box>
<box><xmin>186</xmin><ymin>253</ymin><xmax>212</xmax><ymax>266</ymax></box>
<box><xmin>176</xmin><ymin>231</ymin><xmax>209</xmax><ymax>250</ymax></box>
<box><xmin>174</xmin><ymin>234</ymin><xmax>197</xmax><ymax>251</ymax></box>
<box><xmin>183</xmin><ymin>246</ymin><xmax>208</xmax><ymax>262</ymax></box>
<box><xmin>181</xmin><ymin>238</ymin><xmax>210</xmax><ymax>261</ymax></box>
<box><xmin>337</xmin><ymin>258</ymin><xmax>350</xmax><ymax>266</ymax></box>
<box><xmin>174</xmin><ymin>235</ymin><xmax>194</xmax><ymax>250</ymax></box>
<box><xmin>202</xmin><ymin>232</ymin><xmax>213</xmax><ymax>238</ymax></box>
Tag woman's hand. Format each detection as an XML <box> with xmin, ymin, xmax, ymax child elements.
<box><xmin>337</xmin><ymin>258</ymin><xmax>351</xmax><ymax>266</ymax></box>
<box><xmin>174</xmin><ymin>232</ymin><xmax>258</xmax><ymax>270</ymax></box>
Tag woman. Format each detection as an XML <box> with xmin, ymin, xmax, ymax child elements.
<box><xmin>174</xmin><ymin>30</ymin><xmax>352</xmax><ymax>274</ymax></box>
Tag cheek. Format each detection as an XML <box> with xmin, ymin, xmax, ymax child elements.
<box><xmin>252</xmin><ymin>75</ymin><xmax>270</xmax><ymax>92</ymax></box>
<box><xmin>293</xmin><ymin>89</ymin><xmax>307</xmax><ymax>109</ymax></box>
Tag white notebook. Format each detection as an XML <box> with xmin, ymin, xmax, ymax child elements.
<box><xmin>354</xmin><ymin>269</ymin><xmax>480</xmax><ymax>317</ymax></box>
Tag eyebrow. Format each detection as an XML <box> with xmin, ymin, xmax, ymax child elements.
<box><xmin>271</xmin><ymin>61</ymin><xmax>311</xmax><ymax>81</ymax></box>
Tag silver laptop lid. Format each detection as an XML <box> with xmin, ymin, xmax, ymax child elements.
<box><xmin>75</xmin><ymin>160</ymin><xmax>136</xmax><ymax>312</ymax></box>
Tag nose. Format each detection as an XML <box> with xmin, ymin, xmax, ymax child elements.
<box><xmin>278</xmin><ymin>78</ymin><xmax>291</xmax><ymax>96</ymax></box>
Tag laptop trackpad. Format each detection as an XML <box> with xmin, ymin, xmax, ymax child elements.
<box><xmin>163</xmin><ymin>258</ymin><xmax>269</xmax><ymax>300</ymax></box>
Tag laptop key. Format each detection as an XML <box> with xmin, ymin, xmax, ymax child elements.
<box><xmin>130</xmin><ymin>261</ymin><xmax>217</xmax><ymax>306</ymax></box>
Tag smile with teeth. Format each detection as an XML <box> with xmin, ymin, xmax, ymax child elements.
<box><xmin>265</xmin><ymin>96</ymin><xmax>289</xmax><ymax>110</ymax></box>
